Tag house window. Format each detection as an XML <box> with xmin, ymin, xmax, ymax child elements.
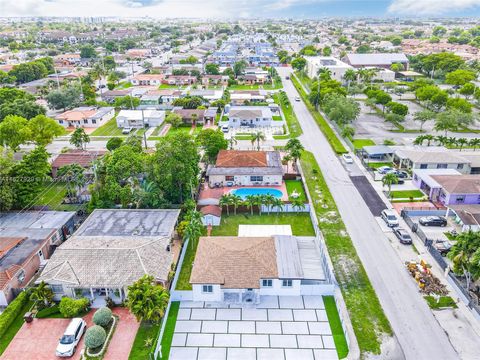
<box><xmin>456</xmin><ymin>195</ymin><xmax>465</xmax><ymax>203</ymax></box>
<box><xmin>225</xmin><ymin>176</ymin><xmax>234</xmax><ymax>181</ymax></box>
<box><xmin>50</xmin><ymin>285</ymin><xmax>63</xmax><ymax>293</ymax></box>
<box><xmin>202</xmin><ymin>285</ymin><xmax>213</xmax><ymax>293</ymax></box>
<box><xmin>59</xmin><ymin>120</ymin><xmax>64</xmax><ymax>124</ymax></box>
<box><xmin>477</xmin><ymin>195</ymin><xmax>480</xmax><ymax>204</ymax></box>
<box><xmin>420</xmin><ymin>164</ymin><xmax>427</xmax><ymax>169</ymax></box>
<box><xmin>17</xmin><ymin>270</ymin><xmax>25</xmax><ymax>284</ymax></box>
<box><xmin>262</xmin><ymin>279</ymin><xmax>272</xmax><ymax>287</ymax></box>
<box><xmin>282</xmin><ymin>279</ymin><xmax>293</xmax><ymax>287</ymax></box>
<box><xmin>250</xmin><ymin>176</ymin><xmax>263</xmax><ymax>182</ymax></box>
<box><xmin>457</xmin><ymin>164</ymin><xmax>464</xmax><ymax>170</ymax></box>
<box><xmin>83</xmin><ymin>119</ymin><xmax>88</xmax><ymax>124</ymax></box>
<box><xmin>92</xmin><ymin>119</ymin><xmax>97</xmax><ymax>124</ymax></box>
<box><xmin>437</xmin><ymin>164</ymin><xmax>447</xmax><ymax>169</ymax></box>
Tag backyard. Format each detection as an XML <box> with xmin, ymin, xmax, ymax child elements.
<box><xmin>285</xmin><ymin>179</ymin><xmax>307</xmax><ymax>202</ymax></box>
<box><xmin>35</xmin><ymin>181</ymin><xmax>82</xmax><ymax>211</ymax></box>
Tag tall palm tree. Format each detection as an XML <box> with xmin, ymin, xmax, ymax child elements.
<box><xmin>271</xmin><ymin>197</ymin><xmax>284</xmax><ymax>215</ymax></box>
<box><xmin>184</xmin><ymin>213</ymin><xmax>203</xmax><ymax>250</ymax></box>
<box><xmin>291</xmin><ymin>197</ymin><xmax>306</xmax><ymax>214</ymax></box>
<box><xmin>424</xmin><ymin>134</ymin><xmax>434</xmax><ymax>146</ymax></box>
<box><xmin>263</xmin><ymin>194</ymin><xmax>276</xmax><ymax>215</ymax></box>
<box><xmin>219</xmin><ymin>194</ymin><xmax>232</xmax><ymax>216</ymax></box>
<box><xmin>382</xmin><ymin>173</ymin><xmax>399</xmax><ymax>198</ymax></box>
<box><xmin>126</xmin><ymin>275</ymin><xmax>170</xmax><ymax>323</ymax></box>
<box><xmin>228</xmin><ymin>136</ymin><xmax>237</xmax><ymax>150</ymax></box>
<box><xmin>413</xmin><ymin>135</ymin><xmax>426</xmax><ymax>146</ymax></box>
<box><xmin>285</xmin><ymin>138</ymin><xmax>304</xmax><ymax>171</ymax></box>
<box><xmin>469</xmin><ymin>138</ymin><xmax>480</xmax><ymax>151</ymax></box>
<box><xmin>282</xmin><ymin>154</ymin><xmax>292</xmax><ymax>173</ymax></box>
<box><xmin>456</xmin><ymin>137</ymin><xmax>469</xmax><ymax>151</ymax></box>
<box><xmin>318</xmin><ymin>68</ymin><xmax>332</xmax><ymax>81</ymax></box>
<box><xmin>244</xmin><ymin>195</ymin><xmax>256</xmax><ymax>216</ymax></box>
<box><xmin>230</xmin><ymin>194</ymin><xmax>243</xmax><ymax>215</ymax></box>
<box><xmin>257</xmin><ymin>195</ymin><xmax>267</xmax><ymax>215</ymax></box>
<box><xmin>251</xmin><ymin>131</ymin><xmax>266</xmax><ymax>151</ymax></box>
<box><xmin>30</xmin><ymin>281</ymin><xmax>54</xmax><ymax>306</ymax></box>
<box><xmin>343</xmin><ymin>69</ymin><xmax>357</xmax><ymax>92</ymax></box>
<box><xmin>446</xmin><ymin>137</ymin><xmax>458</xmax><ymax>148</ymax></box>
<box><xmin>434</xmin><ymin>135</ymin><xmax>448</xmax><ymax>146</ymax></box>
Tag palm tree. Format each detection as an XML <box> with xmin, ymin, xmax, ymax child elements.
<box><xmin>230</xmin><ymin>194</ymin><xmax>243</xmax><ymax>215</ymax></box>
<box><xmin>191</xmin><ymin>113</ymin><xmax>198</xmax><ymax>127</ymax></box>
<box><xmin>263</xmin><ymin>194</ymin><xmax>276</xmax><ymax>215</ymax></box>
<box><xmin>318</xmin><ymin>68</ymin><xmax>332</xmax><ymax>81</ymax></box>
<box><xmin>424</xmin><ymin>134</ymin><xmax>434</xmax><ymax>146</ymax></box>
<box><xmin>126</xmin><ymin>275</ymin><xmax>170</xmax><ymax>323</ymax></box>
<box><xmin>184</xmin><ymin>211</ymin><xmax>203</xmax><ymax>250</ymax></box>
<box><xmin>434</xmin><ymin>135</ymin><xmax>448</xmax><ymax>146</ymax></box>
<box><xmin>456</xmin><ymin>137</ymin><xmax>469</xmax><ymax>151</ymax></box>
<box><xmin>251</xmin><ymin>131</ymin><xmax>266</xmax><ymax>151</ymax></box>
<box><xmin>228</xmin><ymin>136</ymin><xmax>237</xmax><ymax>150</ymax></box>
<box><xmin>291</xmin><ymin>197</ymin><xmax>306</xmax><ymax>214</ymax></box>
<box><xmin>30</xmin><ymin>281</ymin><xmax>54</xmax><ymax>306</ymax></box>
<box><xmin>282</xmin><ymin>154</ymin><xmax>292</xmax><ymax>173</ymax></box>
<box><xmin>219</xmin><ymin>194</ymin><xmax>232</xmax><ymax>216</ymax></box>
<box><xmin>271</xmin><ymin>197</ymin><xmax>284</xmax><ymax>215</ymax></box>
<box><xmin>446</xmin><ymin>137</ymin><xmax>458</xmax><ymax>148</ymax></box>
<box><xmin>257</xmin><ymin>195</ymin><xmax>268</xmax><ymax>215</ymax></box>
<box><xmin>57</xmin><ymin>164</ymin><xmax>86</xmax><ymax>202</ymax></box>
<box><xmin>343</xmin><ymin>69</ymin><xmax>357</xmax><ymax>92</ymax></box>
<box><xmin>413</xmin><ymin>135</ymin><xmax>426</xmax><ymax>146</ymax></box>
<box><xmin>285</xmin><ymin>138</ymin><xmax>305</xmax><ymax>171</ymax></box>
<box><xmin>469</xmin><ymin>138</ymin><xmax>480</xmax><ymax>151</ymax></box>
<box><xmin>382</xmin><ymin>173</ymin><xmax>399</xmax><ymax>198</ymax></box>
<box><xmin>244</xmin><ymin>195</ymin><xmax>256</xmax><ymax>216</ymax></box>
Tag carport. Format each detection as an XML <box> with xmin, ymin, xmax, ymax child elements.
<box><xmin>357</xmin><ymin>145</ymin><xmax>394</xmax><ymax>163</ymax></box>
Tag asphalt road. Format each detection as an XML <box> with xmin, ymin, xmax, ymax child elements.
<box><xmin>277</xmin><ymin>67</ymin><xmax>459</xmax><ymax>360</ymax></box>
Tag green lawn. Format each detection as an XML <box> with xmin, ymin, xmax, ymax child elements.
<box><xmin>128</xmin><ymin>321</ymin><xmax>161</xmax><ymax>360</ymax></box>
<box><xmin>273</xmin><ymin>92</ymin><xmax>302</xmax><ymax>138</ymax></box>
<box><xmin>159</xmin><ymin>302</ymin><xmax>180</xmax><ymax>360</ymax></box>
<box><xmin>176</xmin><ymin>239</ymin><xmax>198</xmax><ymax>291</ymax></box>
<box><xmin>227</xmin><ymin>84</ymin><xmax>261</xmax><ymax>90</ymax></box>
<box><xmin>367</xmin><ymin>162</ymin><xmax>394</xmax><ymax>169</ymax></box>
<box><xmin>352</xmin><ymin>139</ymin><xmax>375</xmax><ymax>150</ymax></box>
<box><xmin>158</xmin><ymin>84</ymin><xmax>185</xmax><ymax>89</ymax></box>
<box><xmin>285</xmin><ymin>180</ymin><xmax>307</xmax><ymax>202</ymax></box>
<box><xmin>0</xmin><ymin>301</ymin><xmax>34</xmax><ymax>356</ymax></box>
<box><xmin>294</xmin><ymin>71</ymin><xmax>313</xmax><ymax>91</ymax></box>
<box><xmin>272</xmin><ymin>115</ymin><xmax>283</xmax><ymax>121</ymax></box>
<box><xmin>211</xmin><ymin>213</ymin><xmax>315</xmax><ymax>237</ymax></box>
<box><xmin>390</xmin><ymin>190</ymin><xmax>425</xmax><ymax>199</ymax></box>
<box><xmin>273</xmin><ymin>134</ymin><xmax>290</xmax><ymax>140</ymax></box>
<box><xmin>301</xmin><ymin>151</ymin><xmax>392</xmax><ymax>355</ymax></box>
<box><xmin>164</xmin><ymin>125</ymin><xmax>202</xmax><ymax>138</ymax></box>
<box><xmin>262</xmin><ymin>79</ymin><xmax>283</xmax><ymax>90</ymax></box>
<box><xmin>291</xmin><ymin>75</ymin><xmax>347</xmax><ymax>154</ymax></box>
<box><xmin>424</xmin><ymin>296</ymin><xmax>458</xmax><ymax>309</ymax></box>
<box><xmin>235</xmin><ymin>134</ymin><xmax>255</xmax><ymax>140</ymax></box>
<box><xmin>324</xmin><ymin>296</ymin><xmax>349</xmax><ymax>359</ymax></box>
<box><xmin>90</xmin><ymin>115</ymin><xmax>124</xmax><ymax>136</ymax></box>
<box><xmin>35</xmin><ymin>182</ymin><xmax>67</xmax><ymax>209</ymax></box>
<box><xmin>115</xmin><ymin>81</ymin><xmax>132</xmax><ymax>89</ymax></box>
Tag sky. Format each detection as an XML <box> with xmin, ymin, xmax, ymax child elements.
<box><xmin>1</xmin><ymin>0</ymin><xmax>480</xmax><ymax>18</ymax></box>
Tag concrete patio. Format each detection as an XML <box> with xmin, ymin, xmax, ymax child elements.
<box><xmin>169</xmin><ymin>296</ymin><xmax>339</xmax><ymax>360</ymax></box>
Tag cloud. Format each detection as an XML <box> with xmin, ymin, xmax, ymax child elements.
<box><xmin>121</xmin><ymin>0</ymin><xmax>162</xmax><ymax>8</ymax></box>
<box><xmin>388</xmin><ymin>0</ymin><xmax>480</xmax><ymax>15</ymax></box>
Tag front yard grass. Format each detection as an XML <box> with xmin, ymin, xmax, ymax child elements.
<box><xmin>211</xmin><ymin>212</ymin><xmax>315</xmax><ymax>237</ymax></box>
<box><xmin>128</xmin><ymin>320</ymin><xmax>161</xmax><ymax>360</ymax></box>
<box><xmin>285</xmin><ymin>180</ymin><xmax>307</xmax><ymax>202</ymax></box>
<box><xmin>390</xmin><ymin>190</ymin><xmax>425</xmax><ymax>199</ymax></box>
<box><xmin>0</xmin><ymin>301</ymin><xmax>34</xmax><ymax>356</ymax></box>
<box><xmin>352</xmin><ymin>138</ymin><xmax>375</xmax><ymax>150</ymax></box>
<box><xmin>301</xmin><ymin>151</ymin><xmax>392</xmax><ymax>355</ymax></box>
<box><xmin>273</xmin><ymin>92</ymin><xmax>302</xmax><ymax>138</ymax></box>
<box><xmin>159</xmin><ymin>302</ymin><xmax>180</xmax><ymax>360</ymax></box>
<box><xmin>175</xmin><ymin>239</ymin><xmax>198</xmax><ymax>291</ymax></box>
<box><xmin>324</xmin><ymin>296</ymin><xmax>349</xmax><ymax>359</ymax></box>
<box><xmin>91</xmin><ymin>116</ymin><xmax>124</xmax><ymax>136</ymax></box>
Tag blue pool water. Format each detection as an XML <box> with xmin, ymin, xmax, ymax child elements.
<box><xmin>230</xmin><ymin>188</ymin><xmax>283</xmax><ymax>199</ymax></box>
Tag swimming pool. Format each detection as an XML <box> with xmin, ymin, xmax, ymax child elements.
<box><xmin>230</xmin><ymin>188</ymin><xmax>283</xmax><ymax>199</ymax></box>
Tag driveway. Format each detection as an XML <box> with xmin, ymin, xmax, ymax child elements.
<box><xmin>350</xmin><ymin>176</ymin><xmax>387</xmax><ymax>217</ymax></box>
<box><xmin>1</xmin><ymin>307</ymin><xmax>138</xmax><ymax>360</ymax></box>
<box><xmin>169</xmin><ymin>296</ymin><xmax>338</xmax><ymax>360</ymax></box>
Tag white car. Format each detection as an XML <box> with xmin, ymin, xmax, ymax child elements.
<box><xmin>122</xmin><ymin>127</ymin><xmax>133</xmax><ymax>134</ymax></box>
<box><xmin>295</xmin><ymin>96</ymin><xmax>301</xmax><ymax>101</ymax></box>
<box><xmin>342</xmin><ymin>153</ymin><xmax>353</xmax><ymax>164</ymax></box>
<box><xmin>381</xmin><ymin>209</ymin><xmax>399</xmax><ymax>227</ymax></box>
<box><xmin>56</xmin><ymin>318</ymin><xmax>86</xmax><ymax>357</ymax></box>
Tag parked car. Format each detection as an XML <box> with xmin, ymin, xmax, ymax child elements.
<box><xmin>285</xmin><ymin>76</ymin><xmax>290</xmax><ymax>80</ymax></box>
<box><xmin>122</xmin><ymin>127</ymin><xmax>133</xmax><ymax>134</ymax></box>
<box><xmin>377</xmin><ymin>166</ymin><xmax>394</xmax><ymax>174</ymax></box>
<box><xmin>419</xmin><ymin>216</ymin><xmax>447</xmax><ymax>227</ymax></box>
<box><xmin>381</xmin><ymin>209</ymin><xmax>399</xmax><ymax>227</ymax></box>
<box><xmin>55</xmin><ymin>318</ymin><xmax>86</xmax><ymax>357</ymax></box>
<box><xmin>295</xmin><ymin>96</ymin><xmax>301</xmax><ymax>101</ymax></box>
<box><xmin>342</xmin><ymin>153</ymin><xmax>353</xmax><ymax>164</ymax></box>
<box><xmin>393</xmin><ymin>228</ymin><xmax>412</xmax><ymax>244</ymax></box>
<box><xmin>433</xmin><ymin>240</ymin><xmax>452</xmax><ymax>256</ymax></box>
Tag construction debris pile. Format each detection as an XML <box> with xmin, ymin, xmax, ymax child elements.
<box><xmin>406</xmin><ymin>260</ymin><xmax>448</xmax><ymax>296</ymax></box>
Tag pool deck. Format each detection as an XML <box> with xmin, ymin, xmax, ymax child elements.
<box><xmin>198</xmin><ymin>183</ymin><xmax>288</xmax><ymax>203</ymax></box>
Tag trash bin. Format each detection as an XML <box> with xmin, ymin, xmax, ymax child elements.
<box><xmin>23</xmin><ymin>312</ymin><xmax>33</xmax><ymax>323</ymax></box>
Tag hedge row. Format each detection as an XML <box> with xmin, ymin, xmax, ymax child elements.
<box><xmin>291</xmin><ymin>76</ymin><xmax>348</xmax><ymax>154</ymax></box>
<box><xmin>0</xmin><ymin>291</ymin><xmax>28</xmax><ymax>339</ymax></box>
<box><xmin>36</xmin><ymin>305</ymin><xmax>61</xmax><ymax>318</ymax></box>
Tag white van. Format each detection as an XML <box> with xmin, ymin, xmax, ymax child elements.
<box><xmin>55</xmin><ymin>318</ymin><xmax>87</xmax><ymax>357</ymax></box>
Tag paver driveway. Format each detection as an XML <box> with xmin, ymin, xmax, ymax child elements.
<box><xmin>169</xmin><ymin>296</ymin><xmax>338</xmax><ymax>360</ymax></box>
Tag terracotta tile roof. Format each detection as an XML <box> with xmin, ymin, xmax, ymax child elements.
<box><xmin>133</xmin><ymin>74</ymin><xmax>164</xmax><ymax>81</ymax></box>
<box><xmin>51</xmin><ymin>150</ymin><xmax>106</xmax><ymax>169</ymax></box>
<box><xmin>215</xmin><ymin>150</ymin><xmax>268</xmax><ymax>168</ymax></box>
<box><xmin>200</xmin><ymin>205</ymin><xmax>222</xmax><ymax>217</ymax></box>
<box><xmin>0</xmin><ymin>264</ymin><xmax>23</xmax><ymax>289</ymax></box>
<box><xmin>56</xmin><ymin>108</ymin><xmax>97</xmax><ymax>121</ymax></box>
<box><xmin>172</xmin><ymin>109</ymin><xmax>206</xmax><ymax>120</ymax></box>
<box><xmin>0</xmin><ymin>237</ymin><xmax>26</xmax><ymax>259</ymax></box>
<box><xmin>190</xmin><ymin>236</ymin><xmax>278</xmax><ymax>289</ymax></box>
<box><xmin>431</xmin><ymin>175</ymin><xmax>480</xmax><ymax>194</ymax></box>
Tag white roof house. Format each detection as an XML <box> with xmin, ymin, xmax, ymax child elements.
<box><xmin>305</xmin><ymin>56</ymin><xmax>353</xmax><ymax>81</ymax></box>
<box><xmin>116</xmin><ymin>109</ymin><xmax>165</xmax><ymax>128</ymax></box>
<box><xmin>345</xmin><ymin>53</ymin><xmax>409</xmax><ymax>69</ymax></box>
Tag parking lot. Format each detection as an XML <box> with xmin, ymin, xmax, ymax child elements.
<box><xmin>169</xmin><ymin>296</ymin><xmax>338</xmax><ymax>360</ymax></box>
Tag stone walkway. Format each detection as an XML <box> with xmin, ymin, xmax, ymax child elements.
<box><xmin>169</xmin><ymin>296</ymin><xmax>338</xmax><ymax>360</ymax></box>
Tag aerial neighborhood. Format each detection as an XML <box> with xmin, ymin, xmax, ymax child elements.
<box><xmin>1</xmin><ymin>9</ymin><xmax>480</xmax><ymax>360</ymax></box>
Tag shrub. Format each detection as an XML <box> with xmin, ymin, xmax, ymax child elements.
<box><xmin>36</xmin><ymin>305</ymin><xmax>60</xmax><ymax>318</ymax></box>
<box><xmin>58</xmin><ymin>297</ymin><xmax>90</xmax><ymax>318</ymax></box>
<box><xmin>93</xmin><ymin>307</ymin><xmax>112</xmax><ymax>327</ymax></box>
<box><xmin>0</xmin><ymin>291</ymin><xmax>28</xmax><ymax>339</ymax></box>
<box><xmin>85</xmin><ymin>325</ymin><xmax>107</xmax><ymax>349</ymax></box>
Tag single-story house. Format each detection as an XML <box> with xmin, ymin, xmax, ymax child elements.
<box><xmin>447</xmin><ymin>205</ymin><xmax>480</xmax><ymax>232</ymax></box>
<box><xmin>432</xmin><ymin>175</ymin><xmax>480</xmax><ymax>206</ymax></box>
<box><xmin>0</xmin><ymin>211</ymin><xmax>75</xmax><ymax>306</ymax></box>
<box><xmin>131</xmin><ymin>74</ymin><xmax>164</xmax><ymax>86</ymax></box>
<box><xmin>56</xmin><ymin>107</ymin><xmax>115</xmax><ymax>128</ymax></box>
<box><xmin>201</xmin><ymin>75</ymin><xmax>229</xmax><ymax>87</ymax></box>
<box><xmin>200</xmin><ymin>205</ymin><xmax>222</xmax><ymax>226</ymax></box>
<box><xmin>412</xmin><ymin>168</ymin><xmax>460</xmax><ymax>201</ymax></box>
<box><xmin>163</xmin><ymin>75</ymin><xmax>196</xmax><ymax>86</ymax></box>
<box><xmin>37</xmin><ymin>209</ymin><xmax>180</xmax><ymax>307</ymax></box>
<box><xmin>116</xmin><ymin>109</ymin><xmax>166</xmax><ymax>129</ymax></box>
<box><xmin>190</xmin><ymin>235</ymin><xmax>329</xmax><ymax>303</ymax></box>
<box><xmin>51</xmin><ymin>149</ymin><xmax>106</xmax><ymax>178</ymax></box>
<box><xmin>101</xmin><ymin>89</ymin><xmax>133</xmax><ymax>103</ymax></box>
<box><xmin>230</xmin><ymin>90</ymin><xmax>267</xmax><ymax>105</ymax></box>
<box><xmin>187</xmin><ymin>89</ymin><xmax>223</xmax><ymax>102</ymax></box>
<box><xmin>344</xmin><ymin>53</ymin><xmax>409</xmax><ymax>70</ymax></box>
<box><xmin>172</xmin><ymin>108</ymin><xmax>206</xmax><ymax>125</ymax></box>
<box><xmin>221</xmin><ymin>105</ymin><xmax>276</xmax><ymax>129</ymax></box>
<box><xmin>393</xmin><ymin>149</ymin><xmax>471</xmax><ymax>174</ymax></box>
<box><xmin>206</xmin><ymin>150</ymin><xmax>283</xmax><ymax>187</ymax></box>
